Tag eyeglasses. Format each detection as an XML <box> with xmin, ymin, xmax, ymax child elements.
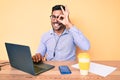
<box><xmin>50</xmin><ymin>15</ymin><xmax>63</xmax><ymax>20</ymax></box>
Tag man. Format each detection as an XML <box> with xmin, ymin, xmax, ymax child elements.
<box><xmin>32</xmin><ymin>5</ymin><xmax>90</xmax><ymax>62</ymax></box>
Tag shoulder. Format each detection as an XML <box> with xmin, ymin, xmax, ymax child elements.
<box><xmin>41</xmin><ymin>30</ymin><xmax>53</xmax><ymax>42</ymax></box>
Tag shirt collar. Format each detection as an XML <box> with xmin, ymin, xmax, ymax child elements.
<box><xmin>50</xmin><ymin>28</ymin><xmax>69</xmax><ymax>35</ymax></box>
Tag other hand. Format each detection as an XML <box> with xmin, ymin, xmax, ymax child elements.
<box><xmin>32</xmin><ymin>53</ymin><xmax>42</xmax><ymax>62</ymax></box>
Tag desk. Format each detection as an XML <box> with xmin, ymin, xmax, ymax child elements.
<box><xmin>0</xmin><ymin>61</ymin><xmax>120</xmax><ymax>80</ymax></box>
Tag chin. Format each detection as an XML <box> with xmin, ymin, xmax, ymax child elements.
<box><xmin>53</xmin><ymin>26</ymin><xmax>61</xmax><ymax>30</ymax></box>
<box><xmin>54</xmin><ymin>28</ymin><xmax>60</xmax><ymax>31</ymax></box>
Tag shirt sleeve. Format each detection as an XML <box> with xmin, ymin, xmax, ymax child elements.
<box><xmin>36</xmin><ymin>37</ymin><xmax>47</xmax><ymax>57</ymax></box>
<box><xmin>69</xmin><ymin>26</ymin><xmax>90</xmax><ymax>51</ymax></box>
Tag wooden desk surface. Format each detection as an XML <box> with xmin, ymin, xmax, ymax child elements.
<box><xmin>0</xmin><ymin>61</ymin><xmax>120</xmax><ymax>80</ymax></box>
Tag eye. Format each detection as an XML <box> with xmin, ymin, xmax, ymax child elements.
<box><xmin>50</xmin><ymin>15</ymin><xmax>56</xmax><ymax>18</ymax></box>
<box><xmin>52</xmin><ymin>15</ymin><xmax>56</xmax><ymax>18</ymax></box>
<box><xmin>60</xmin><ymin>17</ymin><xmax>64</xmax><ymax>20</ymax></box>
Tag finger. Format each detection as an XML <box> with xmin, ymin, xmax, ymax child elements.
<box><xmin>58</xmin><ymin>15</ymin><xmax>64</xmax><ymax>20</ymax></box>
<box><xmin>60</xmin><ymin>6</ymin><xmax>65</xmax><ymax>14</ymax></box>
<box><xmin>34</xmin><ymin>55</ymin><xmax>38</xmax><ymax>62</ymax></box>
<box><xmin>37</xmin><ymin>54</ymin><xmax>41</xmax><ymax>61</ymax></box>
<box><xmin>33</xmin><ymin>54</ymin><xmax>42</xmax><ymax>62</ymax></box>
<box><xmin>65</xmin><ymin>5</ymin><xmax>69</xmax><ymax>14</ymax></box>
<box><xmin>57</xmin><ymin>15</ymin><xmax>64</xmax><ymax>24</ymax></box>
<box><xmin>32</xmin><ymin>55</ymin><xmax>36</xmax><ymax>62</ymax></box>
<box><xmin>35</xmin><ymin>54</ymin><xmax>40</xmax><ymax>62</ymax></box>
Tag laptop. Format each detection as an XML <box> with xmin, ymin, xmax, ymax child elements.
<box><xmin>5</xmin><ymin>42</ymin><xmax>55</xmax><ymax>75</ymax></box>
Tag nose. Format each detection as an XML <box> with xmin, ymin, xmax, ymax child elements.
<box><xmin>53</xmin><ymin>18</ymin><xmax>58</xmax><ymax>22</ymax></box>
<box><xmin>52</xmin><ymin>18</ymin><xmax>59</xmax><ymax>22</ymax></box>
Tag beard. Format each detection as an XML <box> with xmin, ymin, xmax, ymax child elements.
<box><xmin>52</xmin><ymin>22</ymin><xmax>65</xmax><ymax>31</ymax></box>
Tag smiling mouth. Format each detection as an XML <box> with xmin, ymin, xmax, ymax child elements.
<box><xmin>54</xmin><ymin>23</ymin><xmax>59</xmax><ymax>26</ymax></box>
<box><xmin>53</xmin><ymin>22</ymin><xmax>62</xmax><ymax>26</ymax></box>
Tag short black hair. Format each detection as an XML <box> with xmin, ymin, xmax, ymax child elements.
<box><xmin>52</xmin><ymin>5</ymin><xmax>65</xmax><ymax>12</ymax></box>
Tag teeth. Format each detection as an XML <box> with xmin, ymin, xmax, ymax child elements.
<box><xmin>54</xmin><ymin>23</ymin><xmax>59</xmax><ymax>26</ymax></box>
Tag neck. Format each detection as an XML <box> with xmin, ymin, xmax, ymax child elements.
<box><xmin>54</xmin><ymin>28</ymin><xmax>65</xmax><ymax>35</ymax></box>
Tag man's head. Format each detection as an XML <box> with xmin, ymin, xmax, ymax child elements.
<box><xmin>52</xmin><ymin>5</ymin><xmax>65</xmax><ymax>12</ymax></box>
<box><xmin>50</xmin><ymin>5</ymin><xmax>66</xmax><ymax>32</ymax></box>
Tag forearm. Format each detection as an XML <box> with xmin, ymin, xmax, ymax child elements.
<box><xmin>69</xmin><ymin>26</ymin><xmax>90</xmax><ymax>50</ymax></box>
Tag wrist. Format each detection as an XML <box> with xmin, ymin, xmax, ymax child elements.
<box><xmin>65</xmin><ymin>22</ymin><xmax>73</xmax><ymax>29</ymax></box>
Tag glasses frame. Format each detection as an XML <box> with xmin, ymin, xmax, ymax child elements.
<box><xmin>50</xmin><ymin>15</ymin><xmax>64</xmax><ymax>20</ymax></box>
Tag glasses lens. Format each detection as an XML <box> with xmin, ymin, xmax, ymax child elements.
<box><xmin>50</xmin><ymin>15</ymin><xmax>55</xmax><ymax>19</ymax></box>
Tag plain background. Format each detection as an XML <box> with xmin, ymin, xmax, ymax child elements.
<box><xmin>0</xmin><ymin>0</ymin><xmax>120</xmax><ymax>60</ymax></box>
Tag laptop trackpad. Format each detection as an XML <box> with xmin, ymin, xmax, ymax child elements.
<box><xmin>33</xmin><ymin>62</ymin><xmax>55</xmax><ymax>74</ymax></box>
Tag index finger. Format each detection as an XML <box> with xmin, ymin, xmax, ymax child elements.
<box><xmin>60</xmin><ymin>6</ymin><xmax>65</xmax><ymax>14</ymax></box>
<box><xmin>32</xmin><ymin>55</ymin><xmax>36</xmax><ymax>62</ymax></box>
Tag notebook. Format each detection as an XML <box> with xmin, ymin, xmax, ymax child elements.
<box><xmin>5</xmin><ymin>42</ymin><xmax>55</xmax><ymax>75</ymax></box>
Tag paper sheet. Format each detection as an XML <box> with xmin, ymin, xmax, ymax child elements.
<box><xmin>72</xmin><ymin>62</ymin><xmax>117</xmax><ymax>77</ymax></box>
